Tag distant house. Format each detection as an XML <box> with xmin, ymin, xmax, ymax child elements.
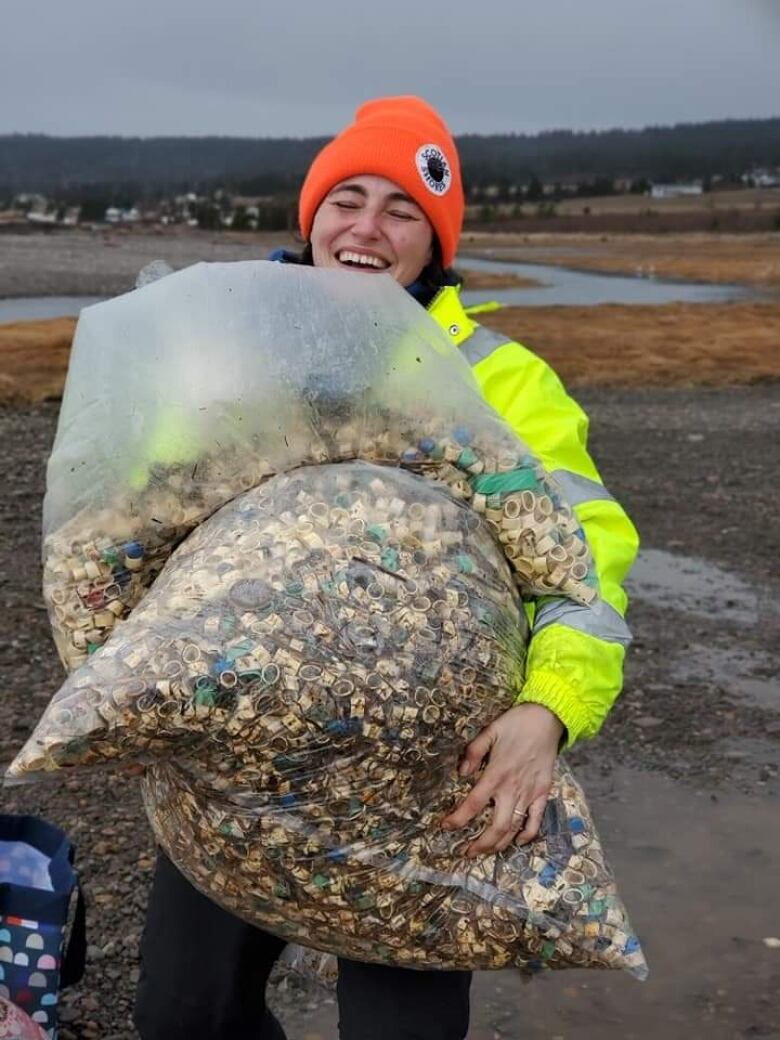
<box><xmin>650</xmin><ymin>183</ymin><xmax>703</xmax><ymax>200</ymax></box>
<box><xmin>750</xmin><ymin>168</ymin><xmax>780</xmax><ymax>189</ymax></box>
<box><xmin>105</xmin><ymin>206</ymin><xmax>140</xmax><ymax>224</ymax></box>
<box><xmin>26</xmin><ymin>209</ymin><xmax>58</xmax><ymax>225</ymax></box>
<box><xmin>14</xmin><ymin>192</ymin><xmax>46</xmax><ymax>211</ymax></box>
<box><xmin>26</xmin><ymin>196</ymin><xmax>57</xmax><ymax>224</ymax></box>
<box><xmin>230</xmin><ymin>194</ymin><xmax>275</xmax><ymax>209</ymax></box>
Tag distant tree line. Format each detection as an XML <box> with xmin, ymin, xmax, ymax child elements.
<box><xmin>454</xmin><ymin>119</ymin><xmax>780</xmax><ymax>192</ymax></box>
<box><xmin>1</xmin><ymin>117</ymin><xmax>779</xmax><ymax>210</ymax></box>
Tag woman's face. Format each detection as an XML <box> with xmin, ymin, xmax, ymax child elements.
<box><xmin>310</xmin><ymin>174</ymin><xmax>434</xmax><ymax>286</ymax></box>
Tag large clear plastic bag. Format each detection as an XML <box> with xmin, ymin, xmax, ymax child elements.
<box><xmin>9</xmin><ymin>464</ymin><xmax>646</xmax><ymax>979</ymax></box>
<box><xmin>41</xmin><ymin>262</ymin><xmax>597</xmax><ymax>672</ymax></box>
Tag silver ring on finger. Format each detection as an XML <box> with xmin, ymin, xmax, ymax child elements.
<box><xmin>512</xmin><ymin>806</ymin><xmax>527</xmax><ymax>818</ymax></box>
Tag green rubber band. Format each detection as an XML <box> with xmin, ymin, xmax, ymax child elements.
<box><xmin>380</xmin><ymin>548</ymin><xmax>400</xmax><ymax>571</ymax></box>
<box><xmin>470</xmin><ymin>470</ymin><xmax>540</xmax><ymax>495</ymax></box>
<box><xmin>367</xmin><ymin>523</ymin><xmax>388</xmax><ymax>544</ymax></box>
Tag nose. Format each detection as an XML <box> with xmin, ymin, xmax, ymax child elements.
<box><xmin>350</xmin><ymin>206</ymin><xmax>382</xmax><ymax>239</ymax></box>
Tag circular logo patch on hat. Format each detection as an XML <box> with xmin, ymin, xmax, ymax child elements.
<box><xmin>415</xmin><ymin>144</ymin><xmax>452</xmax><ymax>196</ymax></box>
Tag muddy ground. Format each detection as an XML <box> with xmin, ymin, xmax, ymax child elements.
<box><xmin>1</xmin><ymin>383</ymin><xmax>778</xmax><ymax>1040</ymax></box>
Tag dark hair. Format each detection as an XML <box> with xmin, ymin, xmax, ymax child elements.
<box><xmin>415</xmin><ymin>238</ymin><xmax>454</xmax><ymax>296</ymax></box>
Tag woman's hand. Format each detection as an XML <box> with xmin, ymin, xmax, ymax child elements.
<box><xmin>441</xmin><ymin>702</ymin><xmax>564</xmax><ymax>857</ymax></box>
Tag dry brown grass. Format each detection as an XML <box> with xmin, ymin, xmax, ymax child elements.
<box><xmin>0</xmin><ymin>318</ymin><xmax>77</xmax><ymax>404</ymax></box>
<box><xmin>2</xmin><ymin>301</ymin><xmax>778</xmax><ymax>405</ymax></box>
<box><xmin>481</xmin><ymin>301</ymin><xmax>780</xmax><ymax>388</ymax></box>
<box><xmin>461</xmin><ymin>232</ymin><xmax>780</xmax><ymax>290</ymax></box>
<box><xmin>459</xmin><ymin>269</ymin><xmax>541</xmax><ymax>290</ymax></box>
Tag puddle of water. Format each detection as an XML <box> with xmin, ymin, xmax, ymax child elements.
<box><xmin>670</xmin><ymin>643</ymin><xmax>778</xmax><ymax>711</ymax></box>
<box><xmin>736</xmin><ymin>677</ymin><xmax>779</xmax><ymax>711</ymax></box>
<box><xmin>0</xmin><ymin>296</ymin><xmax>104</xmax><ymax>323</ymax></box>
<box><xmin>626</xmin><ymin>548</ymin><xmax>759</xmax><ymax>626</ymax></box>
<box><xmin>457</xmin><ymin>254</ymin><xmax>755</xmax><ymax>308</ymax></box>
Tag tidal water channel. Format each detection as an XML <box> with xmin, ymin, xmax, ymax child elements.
<box><xmin>457</xmin><ymin>255</ymin><xmax>754</xmax><ymax>307</ymax></box>
<box><xmin>0</xmin><ymin>295</ymin><xmax>104</xmax><ymax>322</ymax></box>
<box><xmin>0</xmin><ymin>256</ymin><xmax>756</xmax><ymax>324</ymax></box>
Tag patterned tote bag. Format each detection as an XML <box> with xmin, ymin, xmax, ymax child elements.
<box><xmin>0</xmin><ymin>816</ymin><xmax>86</xmax><ymax>1040</ymax></box>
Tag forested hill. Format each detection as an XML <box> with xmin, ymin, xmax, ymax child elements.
<box><xmin>2</xmin><ymin>117</ymin><xmax>779</xmax><ymax>197</ymax></box>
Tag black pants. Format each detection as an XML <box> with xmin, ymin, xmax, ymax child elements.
<box><xmin>134</xmin><ymin>853</ymin><xmax>472</xmax><ymax>1040</ymax></box>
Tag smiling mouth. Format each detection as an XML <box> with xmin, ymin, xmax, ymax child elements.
<box><xmin>336</xmin><ymin>250</ymin><xmax>391</xmax><ymax>271</ymax></box>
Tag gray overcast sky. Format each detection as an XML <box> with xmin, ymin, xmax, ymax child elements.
<box><xmin>3</xmin><ymin>0</ymin><xmax>778</xmax><ymax>137</ymax></box>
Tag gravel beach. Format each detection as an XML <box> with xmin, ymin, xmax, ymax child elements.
<box><xmin>0</xmin><ymin>228</ymin><xmax>287</xmax><ymax>299</ymax></box>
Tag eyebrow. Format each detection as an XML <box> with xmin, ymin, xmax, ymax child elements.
<box><xmin>328</xmin><ymin>183</ymin><xmax>421</xmax><ymax>207</ymax></box>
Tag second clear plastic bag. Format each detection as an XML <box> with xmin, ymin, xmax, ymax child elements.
<box><xmin>9</xmin><ymin>464</ymin><xmax>645</xmax><ymax>980</ymax></box>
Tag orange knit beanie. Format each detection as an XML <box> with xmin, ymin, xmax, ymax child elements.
<box><xmin>299</xmin><ymin>96</ymin><xmax>464</xmax><ymax>268</ymax></box>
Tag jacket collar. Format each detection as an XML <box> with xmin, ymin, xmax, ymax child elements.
<box><xmin>426</xmin><ymin>285</ymin><xmax>478</xmax><ymax>347</ymax></box>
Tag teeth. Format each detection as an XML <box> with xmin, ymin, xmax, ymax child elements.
<box><xmin>338</xmin><ymin>250</ymin><xmax>388</xmax><ymax>269</ymax></box>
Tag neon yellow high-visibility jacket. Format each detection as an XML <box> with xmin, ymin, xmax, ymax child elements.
<box><xmin>428</xmin><ymin>286</ymin><xmax>639</xmax><ymax>748</ymax></box>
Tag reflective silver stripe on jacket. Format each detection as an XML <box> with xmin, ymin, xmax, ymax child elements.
<box><xmin>551</xmin><ymin>469</ymin><xmax>617</xmax><ymax>507</ymax></box>
<box><xmin>461</xmin><ymin>325</ymin><xmax>509</xmax><ymax>366</ymax></box>
<box><xmin>532</xmin><ymin>597</ymin><xmax>632</xmax><ymax>647</ymax></box>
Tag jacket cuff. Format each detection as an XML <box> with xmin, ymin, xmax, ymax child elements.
<box><xmin>514</xmin><ymin>670</ymin><xmax>592</xmax><ymax>750</ymax></box>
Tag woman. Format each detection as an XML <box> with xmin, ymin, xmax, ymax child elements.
<box><xmin>134</xmin><ymin>96</ymin><xmax>638</xmax><ymax>1040</ymax></box>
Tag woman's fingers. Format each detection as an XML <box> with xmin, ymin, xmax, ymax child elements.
<box><xmin>442</xmin><ymin>703</ymin><xmax>562</xmax><ymax>853</ymax></box>
<box><xmin>441</xmin><ymin>773</ymin><xmax>496</xmax><ymax>830</ymax></box>
<box><xmin>458</xmin><ymin>726</ymin><xmax>495</xmax><ymax>778</ymax></box>
<box><xmin>465</xmin><ymin>792</ymin><xmax>520</xmax><ymax>857</ymax></box>
<box><xmin>443</xmin><ymin>780</ymin><xmax>551</xmax><ymax>853</ymax></box>
<box><xmin>514</xmin><ymin>793</ymin><xmax>548</xmax><ymax>845</ymax></box>
<box><xmin>495</xmin><ymin>803</ymin><xmax>529</xmax><ymax>853</ymax></box>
